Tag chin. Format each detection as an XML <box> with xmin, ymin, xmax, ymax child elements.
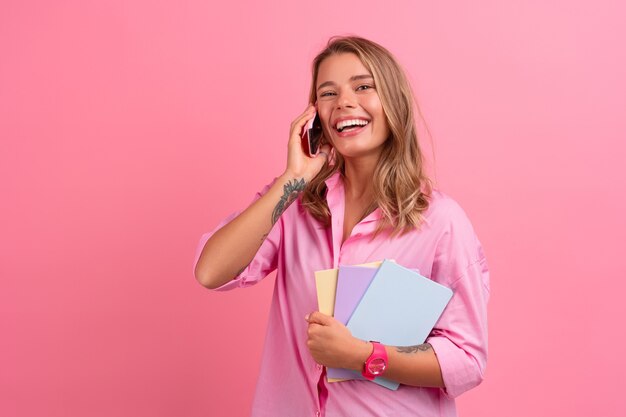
<box><xmin>333</xmin><ymin>139</ymin><xmax>387</xmax><ymax>160</ymax></box>
<box><xmin>335</xmin><ymin>146</ymin><xmax>381</xmax><ymax>161</ymax></box>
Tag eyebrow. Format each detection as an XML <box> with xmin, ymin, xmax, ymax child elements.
<box><xmin>316</xmin><ymin>74</ymin><xmax>374</xmax><ymax>91</ymax></box>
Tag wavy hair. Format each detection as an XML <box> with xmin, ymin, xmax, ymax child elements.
<box><xmin>301</xmin><ymin>36</ymin><xmax>432</xmax><ymax>237</ymax></box>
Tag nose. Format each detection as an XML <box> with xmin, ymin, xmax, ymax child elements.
<box><xmin>336</xmin><ymin>88</ymin><xmax>357</xmax><ymax>109</ymax></box>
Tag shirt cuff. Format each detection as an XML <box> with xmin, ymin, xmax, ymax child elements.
<box><xmin>427</xmin><ymin>336</ymin><xmax>485</xmax><ymax>399</ymax></box>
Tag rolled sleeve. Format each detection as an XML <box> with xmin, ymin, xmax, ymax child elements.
<box><xmin>426</xmin><ymin>200</ymin><xmax>490</xmax><ymax>398</ymax></box>
<box><xmin>428</xmin><ymin>257</ymin><xmax>489</xmax><ymax>398</ymax></box>
<box><xmin>193</xmin><ymin>180</ymin><xmax>282</xmax><ymax>291</ymax></box>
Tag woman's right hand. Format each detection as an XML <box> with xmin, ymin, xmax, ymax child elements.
<box><xmin>284</xmin><ymin>104</ymin><xmax>332</xmax><ymax>181</ymax></box>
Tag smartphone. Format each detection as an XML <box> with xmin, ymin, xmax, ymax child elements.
<box><xmin>301</xmin><ymin>112</ymin><xmax>323</xmax><ymax>157</ymax></box>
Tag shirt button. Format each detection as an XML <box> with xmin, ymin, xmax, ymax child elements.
<box><xmin>315</xmin><ymin>412</ymin><xmax>320</xmax><ymax>417</ymax></box>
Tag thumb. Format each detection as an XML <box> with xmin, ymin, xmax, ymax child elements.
<box><xmin>305</xmin><ymin>311</ymin><xmax>334</xmax><ymax>326</ymax></box>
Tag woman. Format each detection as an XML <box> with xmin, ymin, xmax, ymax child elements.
<box><xmin>194</xmin><ymin>36</ymin><xmax>489</xmax><ymax>417</ymax></box>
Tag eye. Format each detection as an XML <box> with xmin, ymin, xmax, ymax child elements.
<box><xmin>356</xmin><ymin>84</ymin><xmax>374</xmax><ymax>91</ymax></box>
<box><xmin>318</xmin><ymin>90</ymin><xmax>336</xmax><ymax>98</ymax></box>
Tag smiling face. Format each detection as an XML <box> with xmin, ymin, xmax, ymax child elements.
<box><xmin>315</xmin><ymin>53</ymin><xmax>390</xmax><ymax>160</ymax></box>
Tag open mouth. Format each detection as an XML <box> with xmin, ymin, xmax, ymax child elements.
<box><xmin>335</xmin><ymin>119</ymin><xmax>370</xmax><ymax>133</ymax></box>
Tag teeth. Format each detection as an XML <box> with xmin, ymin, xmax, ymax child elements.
<box><xmin>336</xmin><ymin>119</ymin><xmax>369</xmax><ymax>131</ymax></box>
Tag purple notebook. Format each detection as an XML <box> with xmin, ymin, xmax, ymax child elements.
<box><xmin>327</xmin><ymin>265</ymin><xmax>378</xmax><ymax>381</ymax></box>
<box><xmin>333</xmin><ymin>266</ymin><xmax>378</xmax><ymax>325</ymax></box>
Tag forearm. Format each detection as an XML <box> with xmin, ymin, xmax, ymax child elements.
<box><xmin>195</xmin><ymin>172</ymin><xmax>305</xmax><ymax>289</ymax></box>
<box><xmin>344</xmin><ymin>341</ymin><xmax>445</xmax><ymax>388</ymax></box>
<box><xmin>385</xmin><ymin>343</ymin><xmax>444</xmax><ymax>387</ymax></box>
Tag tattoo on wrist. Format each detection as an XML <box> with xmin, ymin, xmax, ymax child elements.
<box><xmin>271</xmin><ymin>178</ymin><xmax>306</xmax><ymax>224</ymax></box>
<box><xmin>396</xmin><ymin>343</ymin><xmax>432</xmax><ymax>354</ymax></box>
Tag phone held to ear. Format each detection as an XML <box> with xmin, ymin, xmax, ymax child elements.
<box><xmin>301</xmin><ymin>112</ymin><xmax>323</xmax><ymax>157</ymax></box>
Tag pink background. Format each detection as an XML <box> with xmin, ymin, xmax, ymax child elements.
<box><xmin>2</xmin><ymin>1</ymin><xmax>625</xmax><ymax>416</ymax></box>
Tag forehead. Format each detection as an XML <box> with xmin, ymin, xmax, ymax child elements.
<box><xmin>316</xmin><ymin>53</ymin><xmax>371</xmax><ymax>87</ymax></box>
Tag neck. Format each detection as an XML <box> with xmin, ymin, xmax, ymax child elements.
<box><xmin>342</xmin><ymin>155</ymin><xmax>378</xmax><ymax>200</ymax></box>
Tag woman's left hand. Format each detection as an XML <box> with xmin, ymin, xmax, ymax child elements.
<box><xmin>305</xmin><ymin>311</ymin><xmax>371</xmax><ymax>369</ymax></box>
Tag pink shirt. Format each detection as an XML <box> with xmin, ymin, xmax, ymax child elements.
<box><xmin>194</xmin><ymin>172</ymin><xmax>489</xmax><ymax>417</ymax></box>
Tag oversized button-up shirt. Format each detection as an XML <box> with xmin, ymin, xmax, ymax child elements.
<box><xmin>194</xmin><ymin>172</ymin><xmax>490</xmax><ymax>417</ymax></box>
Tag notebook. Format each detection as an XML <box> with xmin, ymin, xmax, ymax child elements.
<box><xmin>326</xmin><ymin>266</ymin><xmax>378</xmax><ymax>382</ymax></box>
<box><xmin>345</xmin><ymin>260</ymin><xmax>454</xmax><ymax>390</ymax></box>
<box><xmin>314</xmin><ymin>261</ymin><xmax>384</xmax><ymax>382</ymax></box>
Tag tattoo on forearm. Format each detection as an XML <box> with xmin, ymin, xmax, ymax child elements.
<box><xmin>271</xmin><ymin>178</ymin><xmax>306</xmax><ymax>224</ymax></box>
<box><xmin>396</xmin><ymin>343</ymin><xmax>433</xmax><ymax>354</ymax></box>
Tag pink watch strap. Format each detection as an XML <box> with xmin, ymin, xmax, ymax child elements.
<box><xmin>362</xmin><ymin>341</ymin><xmax>388</xmax><ymax>380</ymax></box>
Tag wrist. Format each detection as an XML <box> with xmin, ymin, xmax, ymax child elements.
<box><xmin>280</xmin><ymin>170</ymin><xmax>308</xmax><ymax>184</ymax></box>
<box><xmin>347</xmin><ymin>340</ymin><xmax>373</xmax><ymax>371</ymax></box>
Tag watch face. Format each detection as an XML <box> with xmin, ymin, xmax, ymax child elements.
<box><xmin>367</xmin><ymin>358</ymin><xmax>387</xmax><ymax>375</ymax></box>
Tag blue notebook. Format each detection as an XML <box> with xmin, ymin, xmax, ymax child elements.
<box><xmin>346</xmin><ymin>260</ymin><xmax>454</xmax><ymax>390</ymax></box>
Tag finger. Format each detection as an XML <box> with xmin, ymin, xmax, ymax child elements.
<box><xmin>290</xmin><ymin>105</ymin><xmax>315</xmax><ymax>129</ymax></box>
<box><xmin>305</xmin><ymin>311</ymin><xmax>334</xmax><ymax>326</ymax></box>
<box><xmin>306</xmin><ymin>322</ymin><xmax>323</xmax><ymax>337</ymax></box>
<box><xmin>289</xmin><ymin>106</ymin><xmax>316</xmax><ymax>138</ymax></box>
<box><xmin>315</xmin><ymin>144</ymin><xmax>332</xmax><ymax>160</ymax></box>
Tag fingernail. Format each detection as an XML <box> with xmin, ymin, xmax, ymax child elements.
<box><xmin>305</xmin><ymin>314</ymin><xmax>310</xmax><ymax>321</ymax></box>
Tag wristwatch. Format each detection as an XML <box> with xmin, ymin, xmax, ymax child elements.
<box><xmin>361</xmin><ymin>341</ymin><xmax>388</xmax><ymax>380</ymax></box>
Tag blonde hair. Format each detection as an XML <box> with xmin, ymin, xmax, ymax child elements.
<box><xmin>301</xmin><ymin>36</ymin><xmax>432</xmax><ymax>238</ymax></box>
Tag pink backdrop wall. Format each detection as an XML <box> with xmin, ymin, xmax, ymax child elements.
<box><xmin>2</xmin><ymin>1</ymin><xmax>625</xmax><ymax>416</ymax></box>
